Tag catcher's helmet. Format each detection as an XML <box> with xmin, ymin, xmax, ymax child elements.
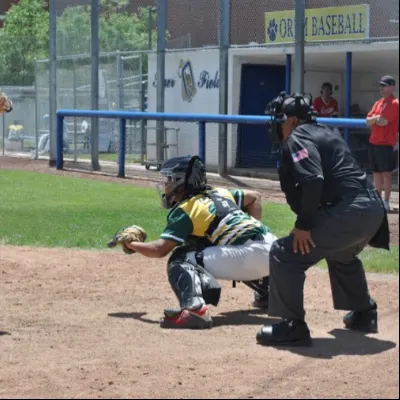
<box><xmin>159</xmin><ymin>155</ymin><xmax>207</xmax><ymax>209</ymax></box>
<box><xmin>265</xmin><ymin>91</ymin><xmax>317</xmax><ymax>141</ymax></box>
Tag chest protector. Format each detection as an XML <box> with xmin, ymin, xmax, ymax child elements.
<box><xmin>204</xmin><ymin>190</ymin><xmax>241</xmax><ymax>236</ymax></box>
<box><xmin>179</xmin><ymin>190</ymin><xmax>242</xmax><ymax>252</ymax></box>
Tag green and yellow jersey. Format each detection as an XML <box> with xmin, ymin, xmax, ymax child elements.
<box><xmin>160</xmin><ymin>188</ymin><xmax>270</xmax><ymax>247</ymax></box>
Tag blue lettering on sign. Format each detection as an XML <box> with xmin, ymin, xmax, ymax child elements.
<box><xmin>359</xmin><ymin>13</ymin><xmax>365</xmax><ymax>33</ymax></box>
<box><xmin>198</xmin><ymin>70</ymin><xmax>220</xmax><ymax>89</ymax></box>
<box><xmin>331</xmin><ymin>15</ymin><xmax>338</xmax><ymax>35</ymax></box>
<box><xmin>153</xmin><ymin>61</ymin><xmax>219</xmax><ymax>92</ymax></box>
<box><xmin>279</xmin><ymin>18</ymin><xmax>287</xmax><ymax>38</ymax></box>
<box><xmin>153</xmin><ymin>73</ymin><xmax>176</xmax><ymax>88</ymax></box>
<box><xmin>325</xmin><ymin>15</ymin><xmax>331</xmax><ymax>35</ymax></box>
<box><xmin>305</xmin><ymin>12</ymin><xmax>366</xmax><ymax>38</ymax></box>
<box><xmin>318</xmin><ymin>16</ymin><xmax>326</xmax><ymax>35</ymax></box>
<box><xmin>312</xmin><ymin>16</ymin><xmax>318</xmax><ymax>36</ymax></box>
<box><xmin>338</xmin><ymin>14</ymin><xmax>344</xmax><ymax>34</ymax></box>
<box><xmin>304</xmin><ymin>17</ymin><xmax>309</xmax><ymax>36</ymax></box>
<box><xmin>345</xmin><ymin>14</ymin><xmax>352</xmax><ymax>34</ymax></box>
<box><xmin>287</xmin><ymin>18</ymin><xmax>294</xmax><ymax>38</ymax></box>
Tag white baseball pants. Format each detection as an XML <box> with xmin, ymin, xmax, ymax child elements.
<box><xmin>186</xmin><ymin>232</ymin><xmax>277</xmax><ymax>281</ymax></box>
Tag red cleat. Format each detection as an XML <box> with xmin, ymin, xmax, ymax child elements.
<box><xmin>160</xmin><ymin>305</ymin><xmax>213</xmax><ymax>329</ymax></box>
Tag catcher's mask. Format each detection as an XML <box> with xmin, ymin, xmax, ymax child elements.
<box><xmin>158</xmin><ymin>155</ymin><xmax>207</xmax><ymax>209</ymax></box>
<box><xmin>265</xmin><ymin>91</ymin><xmax>316</xmax><ymax>142</ymax></box>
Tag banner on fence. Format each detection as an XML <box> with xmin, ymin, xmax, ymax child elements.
<box><xmin>265</xmin><ymin>4</ymin><xmax>370</xmax><ymax>44</ymax></box>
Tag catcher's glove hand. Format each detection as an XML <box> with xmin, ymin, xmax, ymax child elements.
<box><xmin>0</xmin><ymin>92</ymin><xmax>13</xmax><ymax>114</ymax></box>
<box><xmin>107</xmin><ymin>225</ymin><xmax>147</xmax><ymax>254</ymax></box>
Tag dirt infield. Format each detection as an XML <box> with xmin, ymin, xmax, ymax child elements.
<box><xmin>0</xmin><ymin>156</ymin><xmax>399</xmax><ymax>399</ymax></box>
<box><xmin>0</xmin><ymin>246</ymin><xmax>399</xmax><ymax>399</ymax></box>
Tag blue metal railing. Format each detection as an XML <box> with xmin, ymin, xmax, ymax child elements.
<box><xmin>56</xmin><ymin>109</ymin><xmax>368</xmax><ymax>177</ymax></box>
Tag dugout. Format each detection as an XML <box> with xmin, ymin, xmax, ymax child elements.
<box><xmin>229</xmin><ymin>41</ymin><xmax>399</xmax><ymax>172</ymax></box>
<box><xmin>146</xmin><ymin>41</ymin><xmax>399</xmax><ymax>174</ymax></box>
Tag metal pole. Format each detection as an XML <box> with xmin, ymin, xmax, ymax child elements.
<box><xmin>148</xmin><ymin>9</ymin><xmax>153</xmax><ymax>50</ymax></box>
<box><xmin>34</xmin><ymin>58</ymin><xmax>39</xmax><ymax>160</ymax></box>
<box><xmin>139</xmin><ymin>53</ymin><xmax>146</xmax><ymax>165</ymax></box>
<box><xmin>117</xmin><ymin>51</ymin><xmax>124</xmax><ymax>109</ymax></box>
<box><xmin>56</xmin><ymin>115</ymin><xmax>64</xmax><ymax>170</ymax></box>
<box><xmin>293</xmin><ymin>0</ymin><xmax>306</xmax><ymax>93</ymax></box>
<box><xmin>49</xmin><ymin>0</ymin><xmax>57</xmax><ymax>166</ymax></box>
<box><xmin>198</xmin><ymin>122</ymin><xmax>206</xmax><ymax>164</ymax></box>
<box><xmin>345</xmin><ymin>51</ymin><xmax>352</xmax><ymax>144</ymax></box>
<box><xmin>156</xmin><ymin>0</ymin><xmax>166</xmax><ymax>165</ymax></box>
<box><xmin>91</xmin><ymin>0</ymin><xmax>100</xmax><ymax>171</ymax></box>
<box><xmin>285</xmin><ymin>54</ymin><xmax>292</xmax><ymax>93</ymax></box>
<box><xmin>73</xmin><ymin>61</ymin><xmax>78</xmax><ymax>162</ymax></box>
<box><xmin>118</xmin><ymin>119</ymin><xmax>126</xmax><ymax>178</ymax></box>
<box><xmin>218</xmin><ymin>0</ymin><xmax>230</xmax><ymax>175</ymax></box>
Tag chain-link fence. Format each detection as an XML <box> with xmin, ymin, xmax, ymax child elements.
<box><xmin>163</xmin><ymin>0</ymin><xmax>399</xmax><ymax>48</ymax></box>
<box><xmin>1</xmin><ymin>0</ymin><xmax>398</xmax><ymax>184</ymax></box>
<box><xmin>231</xmin><ymin>0</ymin><xmax>399</xmax><ymax>46</ymax></box>
<box><xmin>166</xmin><ymin>0</ymin><xmax>220</xmax><ymax>49</ymax></box>
<box><xmin>1</xmin><ymin>49</ymin><xmax>148</xmax><ymax>162</ymax></box>
<box><xmin>0</xmin><ymin>30</ymin><xmax>42</xmax><ymax>157</ymax></box>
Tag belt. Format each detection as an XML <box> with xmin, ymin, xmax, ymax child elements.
<box><xmin>326</xmin><ymin>188</ymin><xmax>381</xmax><ymax>207</ymax></box>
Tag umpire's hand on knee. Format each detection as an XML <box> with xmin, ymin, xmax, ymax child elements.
<box><xmin>292</xmin><ymin>228</ymin><xmax>316</xmax><ymax>255</ymax></box>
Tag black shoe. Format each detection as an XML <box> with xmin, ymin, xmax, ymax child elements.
<box><xmin>256</xmin><ymin>319</ymin><xmax>312</xmax><ymax>347</ymax></box>
<box><xmin>252</xmin><ymin>291</ymin><xmax>269</xmax><ymax>310</ymax></box>
<box><xmin>343</xmin><ymin>303</ymin><xmax>378</xmax><ymax>334</ymax></box>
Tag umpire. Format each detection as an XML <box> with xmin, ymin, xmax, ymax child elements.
<box><xmin>257</xmin><ymin>92</ymin><xmax>390</xmax><ymax>347</ymax></box>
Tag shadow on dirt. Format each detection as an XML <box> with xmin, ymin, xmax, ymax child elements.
<box><xmin>108</xmin><ymin>312</ymin><xmax>160</xmax><ymax>325</ymax></box>
<box><xmin>108</xmin><ymin>309</ymin><xmax>278</xmax><ymax>328</ymax></box>
<box><xmin>212</xmin><ymin>310</ymin><xmax>278</xmax><ymax>327</ymax></box>
<box><xmin>259</xmin><ymin>328</ymin><xmax>397</xmax><ymax>359</ymax></box>
<box><xmin>0</xmin><ymin>331</ymin><xmax>11</xmax><ymax>336</ymax></box>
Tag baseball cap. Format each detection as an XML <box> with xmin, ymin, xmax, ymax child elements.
<box><xmin>379</xmin><ymin>75</ymin><xmax>396</xmax><ymax>86</ymax></box>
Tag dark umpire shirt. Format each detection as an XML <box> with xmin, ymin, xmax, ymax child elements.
<box><xmin>278</xmin><ymin>122</ymin><xmax>375</xmax><ymax>230</ymax></box>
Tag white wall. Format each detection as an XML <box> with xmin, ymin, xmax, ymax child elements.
<box><xmin>147</xmin><ymin>49</ymin><xmax>220</xmax><ymax>166</ymax></box>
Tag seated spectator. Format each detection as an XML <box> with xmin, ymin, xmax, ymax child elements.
<box><xmin>37</xmin><ymin>114</ymin><xmax>69</xmax><ymax>155</ymax></box>
<box><xmin>313</xmin><ymin>82</ymin><xmax>339</xmax><ymax>118</ymax></box>
<box><xmin>7</xmin><ymin>120</ymin><xmax>24</xmax><ymax>141</ymax></box>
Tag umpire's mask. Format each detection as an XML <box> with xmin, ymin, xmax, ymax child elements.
<box><xmin>265</xmin><ymin>92</ymin><xmax>316</xmax><ymax>142</ymax></box>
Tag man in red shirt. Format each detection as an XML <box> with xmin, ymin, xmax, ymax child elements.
<box><xmin>367</xmin><ymin>75</ymin><xmax>399</xmax><ymax>212</ymax></box>
<box><xmin>313</xmin><ymin>82</ymin><xmax>339</xmax><ymax>118</ymax></box>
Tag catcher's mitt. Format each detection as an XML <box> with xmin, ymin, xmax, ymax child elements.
<box><xmin>0</xmin><ymin>92</ymin><xmax>13</xmax><ymax>114</ymax></box>
<box><xmin>107</xmin><ymin>225</ymin><xmax>147</xmax><ymax>254</ymax></box>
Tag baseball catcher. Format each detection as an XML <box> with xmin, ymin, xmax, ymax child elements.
<box><xmin>0</xmin><ymin>92</ymin><xmax>13</xmax><ymax>115</ymax></box>
<box><xmin>107</xmin><ymin>155</ymin><xmax>277</xmax><ymax>330</ymax></box>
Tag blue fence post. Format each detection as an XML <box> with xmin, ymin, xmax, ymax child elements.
<box><xmin>198</xmin><ymin>121</ymin><xmax>206</xmax><ymax>164</ymax></box>
<box><xmin>56</xmin><ymin>115</ymin><xmax>64</xmax><ymax>170</ymax></box>
<box><xmin>118</xmin><ymin>118</ymin><xmax>126</xmax><ymax>178</ymax></box>
<box><xmin>345</xmin><ymin>51</ymin><xmax>352</xmax><ymax>144</ymax></box>
<box><xmin>285</xmin><ymin>54</ymin><xmax>292</xmax><ymax>93</ymax></box>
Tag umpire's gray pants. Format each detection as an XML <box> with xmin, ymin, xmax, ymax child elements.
<box><xmin>269</xmin><ymin>190</ymin><xmax>385</xmax><ymax>321</ymax></box>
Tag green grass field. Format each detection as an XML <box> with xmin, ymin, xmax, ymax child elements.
<box><xmin>0</xmin><ymin>170</ymin><xmax>398</xmax><ymax>274</ymax></box>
